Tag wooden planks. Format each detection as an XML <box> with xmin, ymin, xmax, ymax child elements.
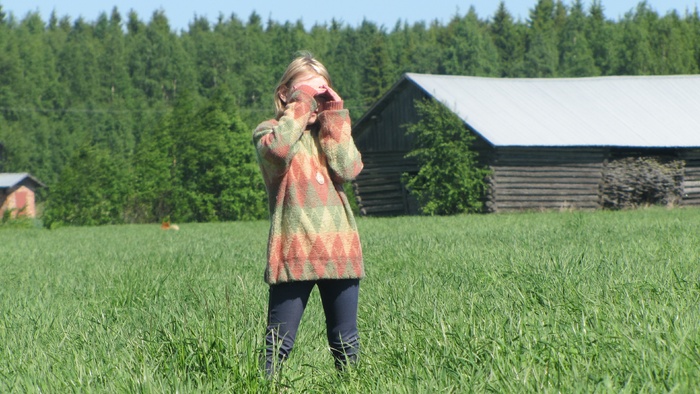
<box><xmin>353</xmin><ymin>141</ymin><xmax>700</xmax><ymax>215</ymax></box>
<box><xmin>681</xmin><ymin>150</ymin><xmax>700</xmax><ymax>206</ymax></box>
<box><xmin>487</xmin><ymin>148</ymin><xmax>604</xmax><ymax>212</ymax></box>
<box><xmin>353</xmin><ymin>151</ymin><xmax>417</xmax><ymax>216</ymax></box>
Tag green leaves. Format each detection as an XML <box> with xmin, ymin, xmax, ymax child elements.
<box><xmin>44</xmin><ymin>144</ymin><xmax>132</xmax><ymax>227</ymax></box>
<box><xmin>403</xmin><ymin>98</ymin><xmax>490</xmax><ymax>215</ymax></box>
<box><xmin>45</xmin><ymin>90</ymin><xmax>267</xmax><ymax>226</ymax></box>
<box><xmin>132</xmin><ymin>90</ymin><xmax>267</xmax><ymax>224</ymax></box>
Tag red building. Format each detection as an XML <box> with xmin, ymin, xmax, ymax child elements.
<box><xmin>0</xmin><ymin>173</ymin><xmax>45</xmax><ymax>219</ymax></box>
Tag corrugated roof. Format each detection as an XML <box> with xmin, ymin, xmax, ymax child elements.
<box><xmin>404</xmin><ymin>73</ymin><xmax>700</xmax><ymax>148</ymax></box>
<box><xmin>0</xmin><ymin>173</ymin><xmax>45</xmax><ymax>189</ymax></box>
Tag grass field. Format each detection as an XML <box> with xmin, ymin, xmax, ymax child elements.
<box><xmin>1</xmin><ymin>207</ymin><xmax>700</xmax><ymax>392</ymax></box>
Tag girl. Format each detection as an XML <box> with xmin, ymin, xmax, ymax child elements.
<box><xmin>252</xmin><ymin>52</ymin><xmax>364</xmax><ymax>375</ymax></box>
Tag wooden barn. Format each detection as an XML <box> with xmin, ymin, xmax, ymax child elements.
<box><xmin>0</xmin><ymin>173</ymin><xmax>45</xmax><ymax>219</ymax></box>
<box><xmin>352</xmin><ymin>73</ymin><xmax>700</xmax><ymax>215</ymax></box>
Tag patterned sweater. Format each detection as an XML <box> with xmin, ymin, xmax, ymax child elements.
<box><xmin>253</xmin><ymin>85</ymin><xmax>364</xmax><ymax>284</ymax></box>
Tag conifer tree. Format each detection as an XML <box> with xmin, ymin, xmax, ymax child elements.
<box><xmin>44</xmin><ymin>144</ymin><xmax>132</xmax><ymax>227</ymax></box>
<box><xmin>441</xmin><ymin>8</ymin><xmax>499</xmax><ymax>76</ymax></box>
<box><xmin>129</xmin><ymin>110</ymin><xmax>176</xmax><ymax>223</ymax></box>
<box><xmin>491</xmin><ymin>2</ymin><xmax>525</xmax><ymax>77</ymax></box>
<box><xmin>405</xmin><ymin>21</ymin><xmax>443</xmax><ymax>74</ymax></box>
<box><xmin>525</xmin><ymin>0</ymin><xmax>560</xmax><ymax>77</ymax></box>
<box><xmin>693</xmin><ymin>8</ymin><xmax>700</xmax><ymax>71</ymax></box>
<box><xmin>586</xmin><ymin>0</ymin><xmax>618</xmax><ymax>75</ymax></box>
<box><xmin>363</xmin><ymin>31</ymin><xmax>392</xmax><ymax>105</ymax></box>
<box><xmin>618</xmin><ymin>3</ymin><xmax>657</xmax><ymax>74</ymax></box>
<box><xmin>559</xmin><ymin>0</ymin><xmax>599</xmax><ymax>76</ymax></box>
<box><xmin>654</xmin><ymin>11</ymin><xmax>697</xmax><ymax>74</ymax></box>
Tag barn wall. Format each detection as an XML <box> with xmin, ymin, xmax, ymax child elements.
<box><xmin>353</xmin><ymin>152</ymin><xmax>419</xmax><ymax>216</ymax></box>
<box><xmin>353</xmin><ymin>82</ymin><xmax>426</xmax><ymax>216</ymax></box>
<box><xmin>0</xmin><ymin>185</ymin><xmax>37</xmax><ymax>218</ymax></box>
<box><xmin>0</xmin><ymin>189</ymin><xmax>6</xmax><ymax>217</ymax></box>
<box><xmin>488</xmin><ymin>148</ymin><xmax>605</xmax><ymax>212</ymax></box>
<box><xmin>681</xmin><ymin>149</ymin><xmax>700</xmax><ymax>206</ymax></box>
<box><xmin>355</xmin><ymin>144</ymin><xmax>700</xmax><ymax>215</ymax></box>
<box><xmin>355</xmin><ymin>82</ymin><xmax>425</xmax><ymax>153</ymax></box>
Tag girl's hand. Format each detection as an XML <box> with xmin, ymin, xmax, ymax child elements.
<box><xmin>316</xmin><ymin>85</ymin><xmax>343</xmax><ymax>112</ymax></box>
<box><xmin>320</xmin><ymin>85</ymin><xmax>342</xmax><ymax>102</ymax></box>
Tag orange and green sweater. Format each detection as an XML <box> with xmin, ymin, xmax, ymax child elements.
<box><xmin>253</xmin><ymin>85</ymin><xmax>364</xmax><ymax>285</ymax></box>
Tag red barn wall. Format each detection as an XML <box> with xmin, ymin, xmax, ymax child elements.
<box><xmin>0</xmin><ymin>185</ymin><xmax>37</xmax><ymax>218</ymax></box>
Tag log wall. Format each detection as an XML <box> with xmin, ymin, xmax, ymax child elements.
<box><xmin>353</xmin><ymin>151</ymin><xmax>418</xmax><ymax>216</ymax></box>
<box><xmin>354</xmin><ymin>82</ymin><xmax>423</xmax><ymax>154</ymax></box>
<box><xmin>487</xmin><ymin>148</ymin><xmax>605</xmax><ymax>213</ymax></box>
<box><xmin>681</xmin><ymin>149</ymin><xmax>700</xmax><ymax>207</ymax></box>
<box><xmin>353</xmin><ymin>145</ymin><xmax>700</xmax><ymax>215</ymax></box>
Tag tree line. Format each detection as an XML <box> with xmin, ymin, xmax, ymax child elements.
<box><xmin>0</xmin><ymin>0</ymin><xmax>698</xmax><ymax>225</ymax></box>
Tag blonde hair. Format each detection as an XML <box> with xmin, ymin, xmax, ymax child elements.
<box><xmin>274</xmin><ymin>51</ymin><xmax>333</xmax><ymax>118</ymax></box>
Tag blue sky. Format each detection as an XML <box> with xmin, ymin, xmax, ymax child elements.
<box><xmin>2</xmin><ymin>0</ymin><xmax>698</xmax><ymax>31</ymax></box>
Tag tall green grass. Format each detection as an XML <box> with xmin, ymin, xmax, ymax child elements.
<box><xmin>1</xmin><ymin>208</ymin><xmax>699</xmax><ymax>392</ymax></box>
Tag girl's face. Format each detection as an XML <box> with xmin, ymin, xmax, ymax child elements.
<box><xmin>290</xmin><ymin>72</ymin><xmax>329</xmax><ymax>125</ymax></box>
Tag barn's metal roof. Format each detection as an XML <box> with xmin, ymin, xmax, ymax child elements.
<box><xmin>403</xmin><ymin>73</ymin><xmax>700</xmax><ymax>148</ymax></box>
<box><xmin>0</xmin><ymin>173</ymin><xmax>45</xmax><ymax>189</ymax></box>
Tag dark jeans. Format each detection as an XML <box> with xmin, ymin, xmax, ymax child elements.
<box><xmin>265</xmin><ymin>279</ymin><xmax>360</xmax><ymax>374</ymax></box>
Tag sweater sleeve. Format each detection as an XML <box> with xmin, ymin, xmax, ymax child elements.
<box><xmin>253</xmin><ymin>85</ymin><xmax>318</xmax><ymax>177</ymax></box>
<box><xmin>317</xmin><ymin>104</ymin><xmax>363</xmax><ymax>183</ymax></box>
